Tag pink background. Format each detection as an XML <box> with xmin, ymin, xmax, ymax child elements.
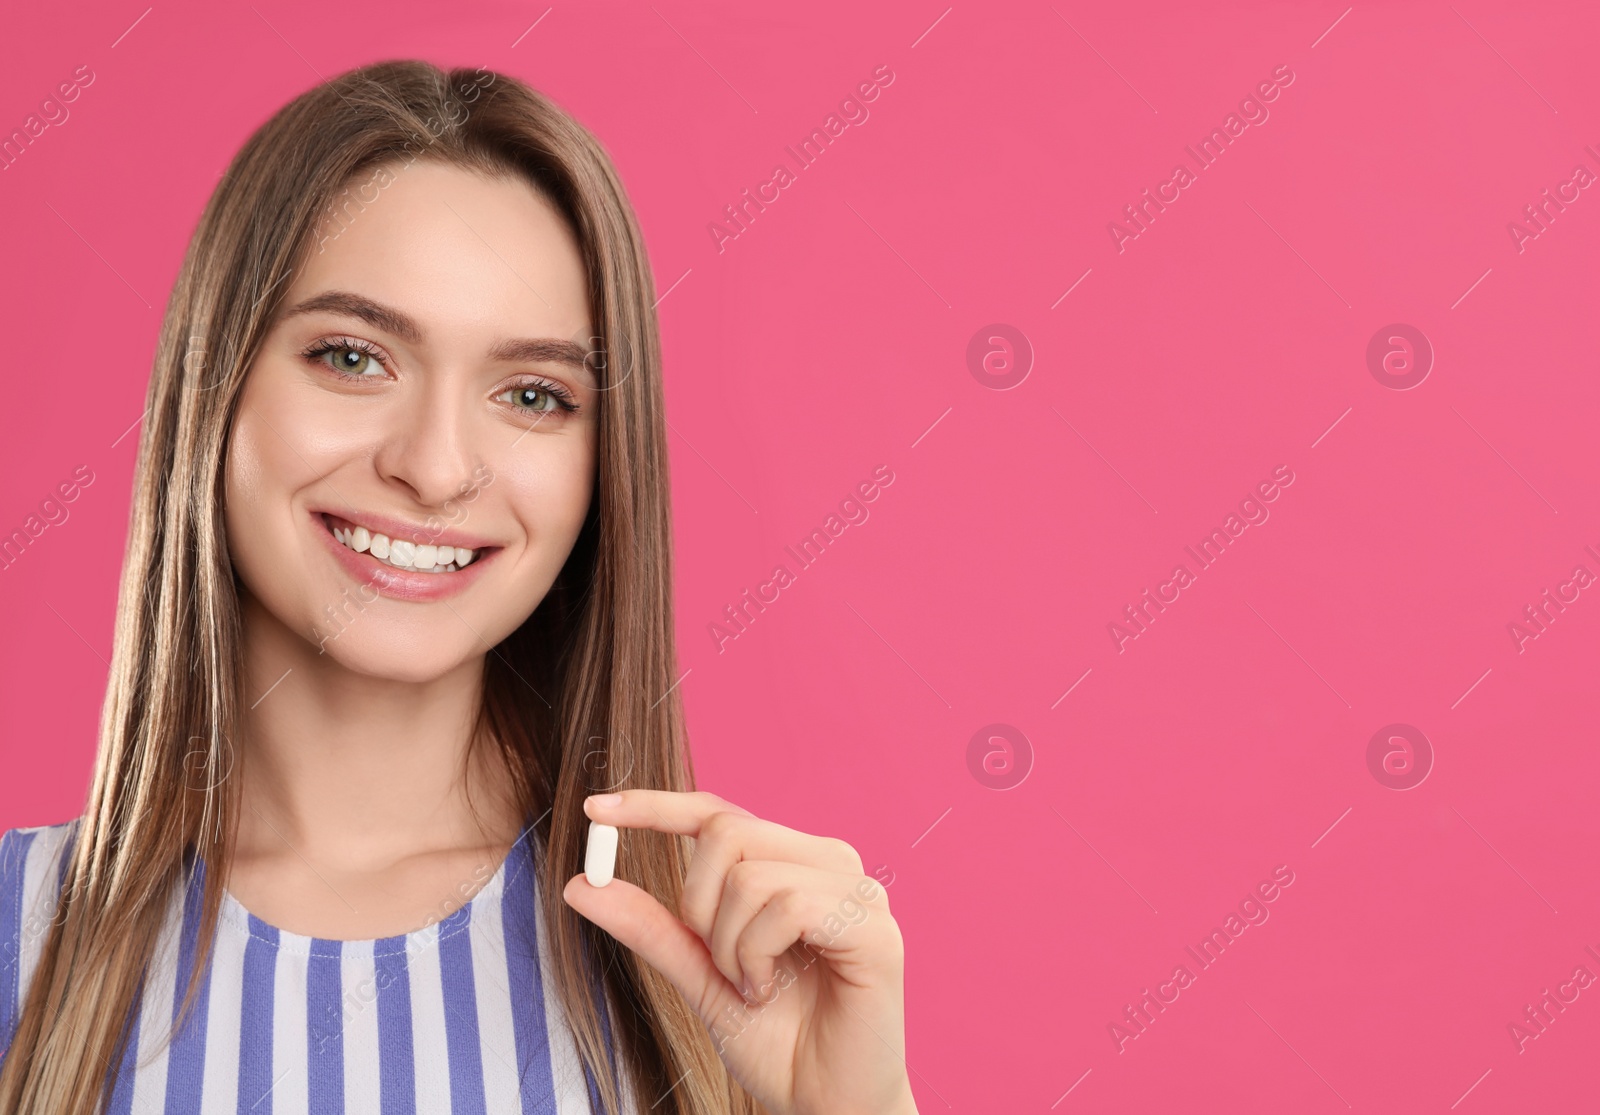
<box><xmin>3</xmin><ymin>0</ymin><xmax>1598</xmax><ymax>1110</ymax></box>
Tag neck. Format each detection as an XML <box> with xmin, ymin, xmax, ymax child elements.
<box><xmin>232</xmin><ymin>591</ymin><xmax>524</xmax><ymax>873</ymax></box>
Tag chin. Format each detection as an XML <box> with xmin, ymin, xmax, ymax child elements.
<box><xmin>308</xmin><ymin>626</ymin><xmax>485</xmax><ymax>684</ymax></box>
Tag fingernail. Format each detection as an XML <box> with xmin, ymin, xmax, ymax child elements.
<box><xmin>587</xmin><ymin>793</ymin><xmax>622</xmax><ymax>809</ymax></box>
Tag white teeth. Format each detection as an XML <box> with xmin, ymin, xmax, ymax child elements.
<box><xmin>329</xmin><ymin>519</ymin><xmax>479</xmax><ymax>572</ymax></box>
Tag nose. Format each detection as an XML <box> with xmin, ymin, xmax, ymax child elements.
<box><xmin>370</xmin><ymin>370</ymin><xmax>485</xmax><ymax>510</ymax></box>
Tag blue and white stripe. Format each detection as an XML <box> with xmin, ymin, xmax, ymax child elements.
<box><xmin>0</xmin><ymin>819</ymin><xmax>629</xmax><ymax>1113</ymax></box>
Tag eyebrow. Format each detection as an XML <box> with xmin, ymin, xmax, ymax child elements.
<box><xmin>282</xmin><ymin>290</ymin><xmax>591</xmax><ymax>370</ymax></box>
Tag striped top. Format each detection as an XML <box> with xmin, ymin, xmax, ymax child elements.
<box><xmin>0</xmin><ymin>818</ymin><xmax>638</xmax><ymax>1113</ymax></box>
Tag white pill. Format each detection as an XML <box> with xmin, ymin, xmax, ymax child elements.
<box><xmin>585</xmin><ymin>821</ymin><xmax>618</xmax><ymax>887</ymax></box>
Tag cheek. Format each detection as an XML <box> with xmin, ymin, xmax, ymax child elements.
<box><xmin>545</xmin><ymin>450</ymin><xmax>597</xmax><ymax>534</ymax></box>
<box><xmin>229</xmin><ymin>362</ymin><xmax>370</xmax><ymax>503</ymax></box>
<box><xmin>225</xmin><ymin>414</ymin><xmax>272</xmax><ymax>549</ymax></box>
<box><xmin>224</xmin><ymin>370</ymin><xmax>346</xmax><ymax>583</ymax></box>
<box><xmin>224</xmin><ymin>412</ymin><xmax>300</xmax><ymax>597</ymax></box>
<box><xmin>502</xmin><ymin>440</ymin><xmax>596</xmax><ymax>552</ymax></box>
<box><xmin>229</xmin><ymin>396</ymin><xmax>303</xmax><ymax>515</ymax></box>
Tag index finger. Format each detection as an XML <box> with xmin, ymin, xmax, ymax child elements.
<box><xmin>583</xmin><ymin>789</ymin><xmax>752</xmax><ymax>834</ymax></box>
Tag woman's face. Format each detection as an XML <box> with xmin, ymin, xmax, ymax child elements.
<box><xmin>225</xmin><ymin>159</ymin><xmax>599</xmax><ymax>682</ymax></box>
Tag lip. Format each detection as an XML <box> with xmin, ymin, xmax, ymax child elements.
<box><xmin>312</xmin><ymin>510</ymin><xmax>500</xmax><ymax>603</ymax></box>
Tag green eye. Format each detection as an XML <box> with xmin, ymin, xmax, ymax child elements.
<box><xmin>330</xmin><ymin>347</ymin><xmax>375</xmax><ymax>375</ymax></box>
<box><xmin>499</xmin><ymin>383</ymin><xmax>578</xmax><ymax>415</ymax></box>
<box><xmin>304</xmin><ymin>338</ymin><xmax>385</xmax><ymax>378</ymax></box>
<box><xmin>506</xmin><ymin>386</ymin><xmax>554</xmax><ymax>411</ymax></box>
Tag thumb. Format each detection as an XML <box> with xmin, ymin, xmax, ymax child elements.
<box><xmin>563</xmin><ymin>874</ymin><xmax>738</xmax><ymax>1024</ymax></box>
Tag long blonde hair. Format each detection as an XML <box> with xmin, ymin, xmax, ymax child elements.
<box><xmin>0</xmin><ymin>60</ymin><xmax>751</xmax><ymax>1115</ymax></box>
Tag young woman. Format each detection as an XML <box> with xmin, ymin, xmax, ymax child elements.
<box><xmin>0</xmin><ymin>61</ymin><xmax>914</xmax><ymax>1114</ymax></box>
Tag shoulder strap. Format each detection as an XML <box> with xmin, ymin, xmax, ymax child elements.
<box><xmin>0</xmin><ymin>818</ymin><xmax>79</xmax><ymax>1065</ymax></box>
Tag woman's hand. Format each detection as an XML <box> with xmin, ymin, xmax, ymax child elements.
<box><xmin>562</xmin><ymin>790</ymin><xmax>917</xmax><ymax>1115</ymax></box>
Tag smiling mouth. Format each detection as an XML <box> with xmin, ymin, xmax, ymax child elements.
<box><xmin>319</xmin><ymin>513</ymin><xmax>493</xmax><ymax>574</ymax></box>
